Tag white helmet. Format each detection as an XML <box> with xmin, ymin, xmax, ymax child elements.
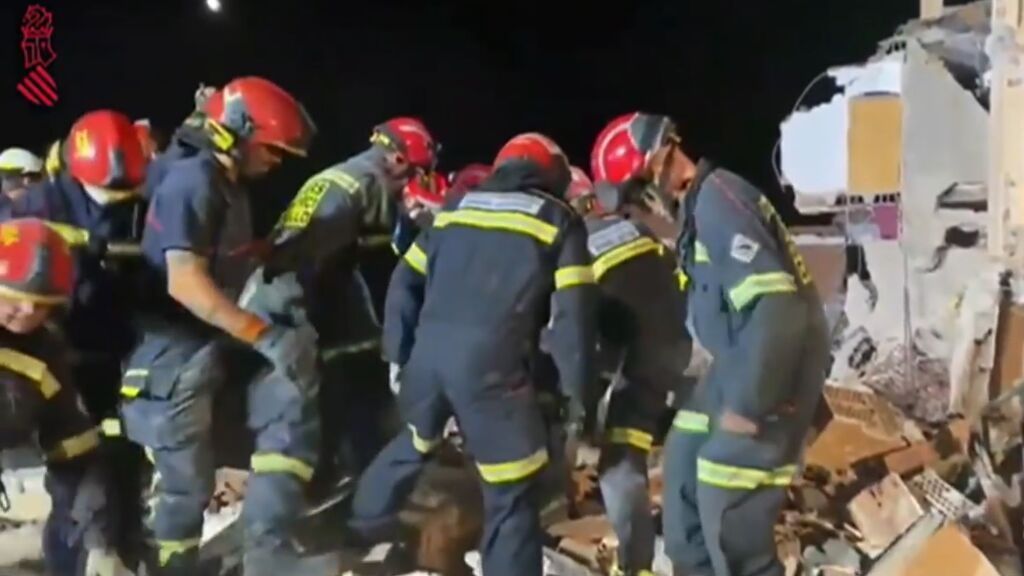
<box><xmin>0</xmin><ymin>148</ymin><xmax>43</xmax><ymax>175</ymax></box>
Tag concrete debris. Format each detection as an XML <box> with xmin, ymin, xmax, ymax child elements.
<box><xmin>847</xmin><ymin>473</ymin><xmax>925</xmax><ymax>554</ymax></box>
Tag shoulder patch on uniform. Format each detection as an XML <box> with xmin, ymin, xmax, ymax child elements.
<box><xmin>729</xmin><ymin>233</ymin><xmax>760</xmax><ymax>263</ymax></box>
<box><xmin>458</xmin><ymin>192</ymin><xmax>544</xmax><ymax>215</ymax></box>
<box><xmin>278</xmin><ymin>178</ymin><xmax>331</xmax><ymax>230</ymax></box>
<box><xmin>588</xmin><ymin>220</ymin><xmax>640</xmax><ymax>256</ymax></box>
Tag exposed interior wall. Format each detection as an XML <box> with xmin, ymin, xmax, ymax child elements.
<box><xmin>783</xmin><ymin>27</ymin><xmax>1003</xmax><ymax>422</ymax></box>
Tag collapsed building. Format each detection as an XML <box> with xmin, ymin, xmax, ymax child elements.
<box><xmin>3</xmin><ymin>1</ymin><xmax>1024</xmax><ymax>575</ymax></box>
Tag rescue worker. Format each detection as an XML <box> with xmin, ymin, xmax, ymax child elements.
<box><xmin>447</xmin><ymin>162</ymin><xmax>491</xmax><ymax>198</ymax></box>
<box><xmin>134</xmin><ymin>119</ymin><xmax>161</xmax><ymax>160</ymax></box>
<box><xmin>10</xmin><ymin>109</ymin><xmax>151</xmax><ymax>571</ymax></box>
<box><xmin>590</xmin><ymin>112</ymin><xmax>829</xmax><ymax>576</ymax></box>
<box><xmin>0</xmin><ymin>147</ymin><xmax>44</xmax><ymax>204</ymax></box>
<box><xmin>349</xmin><ymin>133</ymin><xmax>599</xmax><ymax>576</ymax></box>
<box><xmin>391</xmin><ymin>170</ymin><xmax>449</xmax><ymax>256</ymax></box>
<box><xmin>564</xmin><ymin>164</ymin><xmax>691</xmax><ymax>576</ymax></box>
<box><xmin>119</xmin><ymin>76</ymin><xmax>318</xmax><ymax>575</ymax></box>
<box><xmin>0</xmin><ymin>218</ymin><xmax>114</xmax><ymax>575</ymax></box>
<box><xmin>242</xmin><ymin>117</ymin><xmax>440</xmax><ymax>481</ymax></box>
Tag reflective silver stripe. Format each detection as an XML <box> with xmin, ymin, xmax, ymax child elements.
<box><xmin>588</xmin><ymin>220</ymin><xmax>641</xmax><ymax>257</ymax></box>
<box><xmin>458</xmin><ymin>191</ymin><xmax>545</xmax><ymax>215</ymax></box>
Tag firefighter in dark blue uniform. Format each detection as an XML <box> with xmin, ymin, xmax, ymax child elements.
<box><xmin>10</xmin><ymin>109</ymin><xmax>151</xmax><ymax>571</ymax></box>
<box><xmin>117</xmin><ymin>77</ymin><xmax>318</xmax><ymax>576</ymax></box>
<box><xmin>349</xmin><ymin>133</ymin><xmax>599</xmax><ymax>576</ymax></box>
<box><xmin>242</xmin><ymin>117</ymin><xmax>440</xmax><ymax>481</ymax></box>
<box><xmin>0</xmin><ymin>219</ymin><xmax>116</xmax><ymax>575</ymax></box>
<box><xmin>565</xmin><ymin>165</ymin><xmax>691</xmax><ymax>576</ymax></box>
<box><xmin>592</xmin><ymin>112</ymin><xmax>829</xmax><ymax>576</ymax></box>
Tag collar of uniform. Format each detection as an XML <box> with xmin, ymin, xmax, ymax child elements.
<box><xmin>203</xmin><ymin>150</ymin><xmax>246</xmax><ymax>205</ymax></box>
<box><xmin>676</xmin><ymin>158</ymin><xmax>717</xmax><ymax>253</ymax></box>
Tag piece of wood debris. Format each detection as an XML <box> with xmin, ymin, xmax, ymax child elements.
<box><xmin>806</xmin><ymin>419</ymin><xmax>908</xmax><ymax>474</ymax></box>
<box><xmin>899</xmin><ymin>525</ymin><xmax>1001</xmax><ymax>576</ymax></box>
<box><xmin>847</xmin><ymin>473</ymin><xmax>924</xmax><ymax>555</ymax></box>
<box><xmin>548</xmin><ymin>515</ymin><xmax>613</xmax><ymax>542</ymax></box>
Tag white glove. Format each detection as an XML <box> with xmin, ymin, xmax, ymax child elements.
<box><xmin>389</xmin><ymin>363</ymin><xmax>402</xmax><ymax>396</ymax></box>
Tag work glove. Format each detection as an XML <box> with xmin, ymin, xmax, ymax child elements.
<box><xmin>388</xmin><ymin>363</ymin><xmax>402</xmax><ymax>396</ymax></box>
<box><xmin>253</xmin><ymin>323</ymin><xmax>319</xmax><ymax>384</ymax></box>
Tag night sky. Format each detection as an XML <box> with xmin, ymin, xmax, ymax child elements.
<box><xmin>0</xmin><ymin>0</ymin><xmax>930</xmax><ymax>224</ymax></box>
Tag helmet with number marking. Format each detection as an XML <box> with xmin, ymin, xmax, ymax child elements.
<box><xmin>66</xmin><ymin>110</ymin><xmax>147</xmax><ymax>200</ymax></box>
<box><xmin>0</xmin><ymin>218</ymin><xmax>73</xmax><ymax>303</ymax></box>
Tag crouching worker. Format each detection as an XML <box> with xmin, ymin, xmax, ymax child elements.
<box><xmin>0</xmin><ymin>218</ymin><xmax>113</xmax><ymax>575</ymax></box>
<box><xmin>565</xmin><ymin>166</ymin><xmax>692</xmax><ymax>576</ymax></box>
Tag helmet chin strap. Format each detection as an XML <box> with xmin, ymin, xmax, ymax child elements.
<box><xmin>642</xmin><ymin>141</ymin><xmax>680</xmax><ymax>221</ymax></box>
<box><xmin>82</xmin><ymin>183</ymin><xmax>138</xmax><ymax>205</ymax></box>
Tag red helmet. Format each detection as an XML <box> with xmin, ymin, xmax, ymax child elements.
<box><xmin>133</xmin><ymin>119</ymin><xmax>158</xmax><ymax>159</ymax></box>
<box><xmin>448</xmin><ymin>163</ymin><xmax>491</xmax><ymax>196</ymax></box>
<box><xmin>403</xmin><ymin>172</ymin><xmax>450</xmax><ymax>210</ymax></box>
<box><xmin>0</xmin><ymin>218</ymin><xmax>73</xmax><ymax>304</ymax></box>
<box><xmin>371</xmin><ymin>117</ymin><xmax>439</xmax><ymax>171</ymax></box>
<box><xmin>204</xmin><ymin>77</ymin><xmax>316</xmax><ymax>157</ymax></box>
<box><xmin>591</xmin><ymin>112</ymin><xmax>677</xmax><ymax>185</ymax></box>
<box><xmin>566</xmin><ymin>166</ymin><xmax>594</xmax><ymax>201</ymax></box>
<box><xmin>67</xmin><ymin>110</ymin><xmax>147</xmax><ymax>193</ymax></box>
<box><xmin>493</xmin><ymin>132</ymin><xmax>571</xmax><ymax>196</ymax></box>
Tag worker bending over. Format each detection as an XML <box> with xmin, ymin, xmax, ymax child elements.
<box><xmin>350</xmin><ymin>133</ymin><xmax>598</xmax><ymax>576</ymax></box>
<box><xmin>120</xmin><ymin>76</ymin><xmax>318</xmax><ymax>576</ymax></box>
<box><xmin>0</xmin><ymin>219</ymin><xmax>115</xmax><ymax>575</ymax></box>
<box><xmin>565</xmin><ymin>165</ymin><xmax>691</xmax><ymax>576</ymax></box>
<box><xmin>591</xmin><ymin>112</ymin><xmax>828</xmax><ymax>576</ymax></box>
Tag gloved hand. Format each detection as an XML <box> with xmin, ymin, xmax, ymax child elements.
<box><xmin>252</xmin><ymin>323</ymin><xmax>319</xmax><ymax>383</ymax></box>
<box><xmin>388</xmin><ymin>363</ymin><xmax>402</xmax><ymax>396</ymax></box>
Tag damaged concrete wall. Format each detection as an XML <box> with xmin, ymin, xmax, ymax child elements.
<box><xmin>782</xmin><ymin>11</ymin><xmax>1005</xmax><ymax>423</ymax></box>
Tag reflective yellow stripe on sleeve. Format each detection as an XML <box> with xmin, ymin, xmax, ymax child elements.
<box><xmin>157</xmin><ymin>538</ymin><xmax>201</xmax><ymax>567</ymax></box>
<box><xmin>592</xmin><ymin>237</ymin><xmax>661</xmax><ymax>280</ymax></box>
<box><xmin>476</xmin><ymin>448</ymin><xmax>549</xmax><ymax>484</ymax></box>
<box><xmin>44</xmin><ymin>222</ymin><xmax>90</xmax><ymax>247</ymax></box>
<box><xmin>120</xmin><ymin>368</ymin><xmax>148</xmax><ymax>398</ymax></box>
<box><xmin>250</xmin><ymin>452</ymin><xmax>315</xmax><ymax>482</ymax></box>
<box><xmin>101</xmin><ymin>418</ymin><xmax>122</xmax><ymax>437</ymax></box>
<box><xmin>607</xmin><ymin>427</ymin><xmax>654</xmax><ymax>452</ymax></box>
<box><xmin>694</xmin><ymin>241</ymin><xmax>710</xmax><ymax>263</ymax></box>
<box><xmin>408</xmin><ymin>424</ymin><xmax>440</xmax><ymax>454</ymax></box>
<box><xmin>0</xmin><ymin>348</ymin><xmax>61</xmax><ymax>398</ymax></box>
<box><xmin>672</xmin><ymin>410</ymin><xmax>709</xmax><ymax>434</ymax></box>
<box><xmin>403</xmin><ymin>242</ymin><xmax>428</xmax><ymax>275</ymax></box>
<box><xmin>46</xmin><ymin>428</ymin><xmax>101</xmax><ymax>461</ymax></box>
<box><xmin>554</xmin><ymin>265</ymin><xmax>595</xmax><ymax>290</ymax></box>
<box><xmin>434</xmin><ymin>209</ymin><xmax>558</xmax><ymax>245</ymax></box>
<box><xmin>676</xmin><ymin>269</ymin><xmax>689</xmax><ymax>291</ymax></box>
<box><xmin>696</xmin><ymin>458</ymin><xmax>797</xmax><ymax>490</ymax></box>
<box><xmin>727</xmin><ymin>272</ymin><xmax>797</xmax><ymax>311</ymax></box>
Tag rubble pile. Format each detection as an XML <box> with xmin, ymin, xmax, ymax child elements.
<box><xmin>543</xmin><ymin>381</ymin><xmax>1022</xmax><ymax>576</ymax></box>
